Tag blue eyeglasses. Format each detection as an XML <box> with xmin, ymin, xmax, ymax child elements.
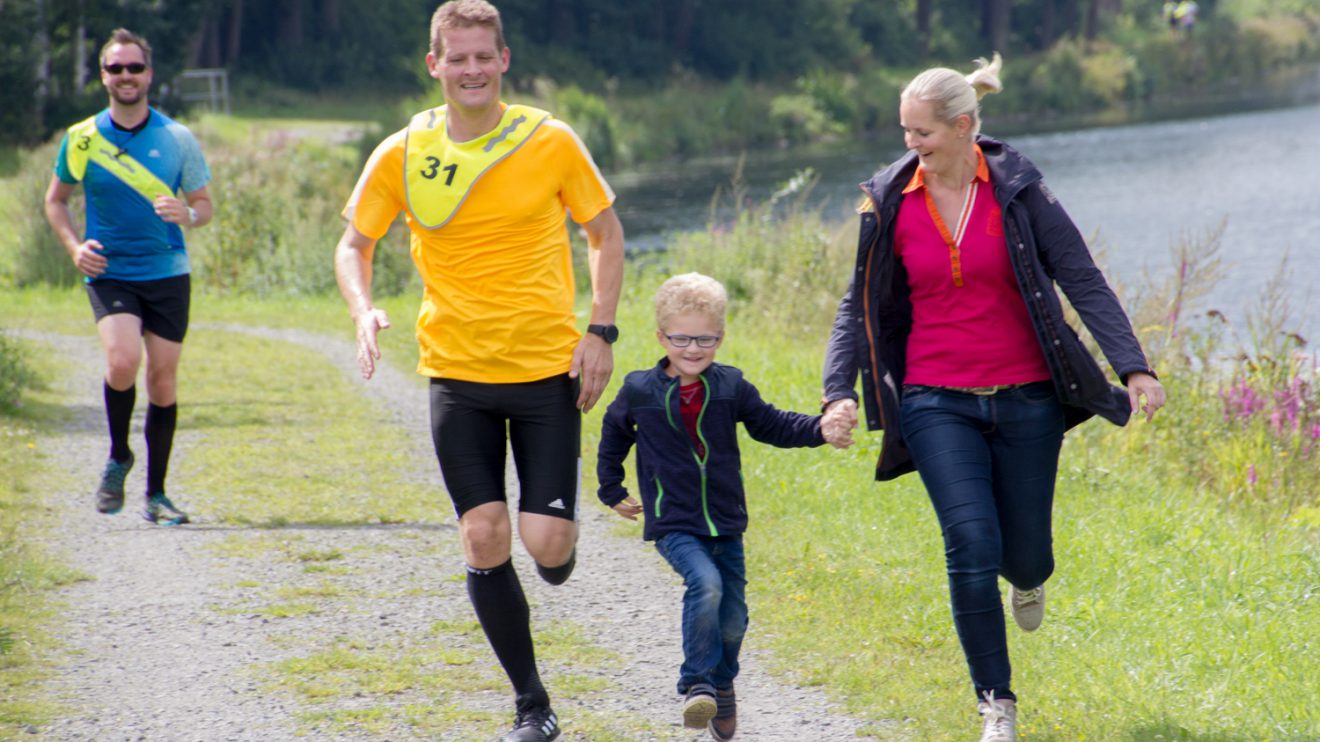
<box><xmin>665</xmin><ymin>334</ymin><xmax>721</xmax><ymax>348</ymax></box>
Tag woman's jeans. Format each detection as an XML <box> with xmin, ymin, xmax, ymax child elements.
<box><xmin>655</xmin><ymin>532</ymin><xmax>748</xmax><ymax>693</ymax></box>
<box><xmin>900</xmin><ymin>382</ymin><xmax>1065</xmax><ymax>702</ymax></box>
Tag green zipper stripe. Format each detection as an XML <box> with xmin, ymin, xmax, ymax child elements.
<box><xmin>663</xmin><ymin>376</ymin><xmax>718</xmax><ymax>537</ymax></box>
<box><xmin>695</xmin><ymin>375</ymin><xmax>717</xmax><ymax>536</ymax></box>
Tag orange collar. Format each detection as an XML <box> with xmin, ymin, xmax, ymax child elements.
<box><xmin>903</xmin><ymin>143</ymin><xmax>990</xmax><ymax>194</ymax></box>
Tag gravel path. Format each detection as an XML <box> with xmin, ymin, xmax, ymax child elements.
<box><xmin>19</xmin><ymin>325</ymin><xmax>880</xmax><ymax>741</ymax></box>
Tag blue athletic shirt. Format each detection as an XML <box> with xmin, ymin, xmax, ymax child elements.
<box><xmin>54</xmin><ymin>108</ymin><xmax>211</xmax><ymax>282</ymax></box>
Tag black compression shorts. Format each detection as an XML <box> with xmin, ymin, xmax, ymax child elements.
<box><xmin>86</xmin><ymin>274</ymin><xmax>191</xmax><ymax>343</ymax></box>
<box><xmin>429</xmin><ymin>373</ymin><xmax>581</xmax><ymax>521</ymax></box>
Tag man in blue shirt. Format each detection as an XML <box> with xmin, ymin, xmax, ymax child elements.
<box><xmin>44</xmin><ymin>28</ymin><xmax>213</xmax><ymax>525</ymax></box>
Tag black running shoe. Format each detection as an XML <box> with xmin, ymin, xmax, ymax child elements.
<box><xmin>95</xmin><ymin>453</ymin><xmax>134</xmax><ymax>514</ymax></box>
<box><xmin>503</xmin><ymin>706</ymin><xmax>560</xmax><ymax>742</ymax></box>
<box><xmin>143</xmin><ymin>492</ymin><xmax>190</xmax><ymax>525</ymax></box>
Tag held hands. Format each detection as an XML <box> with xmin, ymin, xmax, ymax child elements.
<box><xmin>71</xmin><ymin>239</ymin><xmax>108</xmax><ymax>277</ymax></box>
<box><xmin>611</xmin><ymin>497</ymin><xmax>643</xmax><ymax>521</ymax></box>
<box><xmin>821</xmin><ymin>398</ymin><xmax>859</xmax><ymax>449</ymax></box>
<box><xmin>351</xmin><ymin>307</ymin><xmax>391</xmax><ymax>380</ymax></box>
<box><xmin>570</xmin><ymin>333</ymin><xmax>614</xmax><ymax>413</ymax></box>
<box><xmin>1127</xmin><ymin>371</ymin><xmax>1166</xmax><ymax>423</ymax></box>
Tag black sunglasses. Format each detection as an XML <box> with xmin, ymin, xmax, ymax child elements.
<box><xmin>103</xmin><ymin>63</ymin><xmax>147</xmax><ymax>74</ymax></box>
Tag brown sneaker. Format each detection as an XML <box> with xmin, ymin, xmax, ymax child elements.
<box><xmin>1009</xmin><ymin>584</ymin><xmax>1045</xmax><ymax>632</ymax></box>
<box><xmin>708</xmin><ymin>686</ymin><xmax>736</xmax><ymax>740</ymax></box>
<box><xmin>682</xmin><ymin>683</ymin><xmax>717</xmax><ymax>729</ymax></box>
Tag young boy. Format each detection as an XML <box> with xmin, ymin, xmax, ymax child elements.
<box><xmin>597</xmin><ymin>272</ymin><xmax>841</xmax><ymax>740</ymax></box>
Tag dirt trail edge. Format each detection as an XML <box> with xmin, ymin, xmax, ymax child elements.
<box><xmin>23</xmin><ymin>325</ymin><xmax>883</xmax><ymax>741</ymax></box>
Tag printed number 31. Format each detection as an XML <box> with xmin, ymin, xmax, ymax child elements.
<box><xmin>421</xmin><ymin>156</ymin><xmax>458</xmax><ymax>186</ymax></box>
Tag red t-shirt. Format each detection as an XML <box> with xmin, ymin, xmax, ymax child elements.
<box><xmin>895</xmin><ymin>146</ymin><xmax>1051</xmax><ymax>387</ymax></box>
<box><xmin>679</xmin><ymin>381</ymin><xmax>706</xmax><ymax>459</ymax></box>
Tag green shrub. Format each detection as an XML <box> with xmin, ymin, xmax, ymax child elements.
<box><xmin>187</xmin><ymin>123</ymin><xmax>417</xmax><ymax>298</ymax></box>
<box><xmin>550</xmin><ymin>84</ymin><xmax>620</xmax><ymax>172</ymax></box>
<box><xmin>0</xmin><ymin>141</ymin><xmax>81</xmax><ymax>289</ymax></box>
<box><xmin>663</xmin><ymin>164</ymin><xmax>853</xmax><ymax>337</ymax></box>
<box><xmin>0</xmin><ymin>333</ymin><xmax>40</xmax><ymax>413</ymax></box>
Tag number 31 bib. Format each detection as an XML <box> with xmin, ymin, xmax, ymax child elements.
<box><xmin>403</xmin><ymin>103</ymin><xmax>551</xmax><ymax>229</ymax></box>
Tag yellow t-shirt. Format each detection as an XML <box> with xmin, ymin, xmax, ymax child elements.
<box><xmin>344</xmin><ymin>111</ymin><xmax>615</xmax><ymax>383</ymax></box>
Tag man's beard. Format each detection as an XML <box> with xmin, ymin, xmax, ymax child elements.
<box><xmin>110</xmin><ymin>84</ymin><xmax>145</xmax><ymax>105</ymax></box>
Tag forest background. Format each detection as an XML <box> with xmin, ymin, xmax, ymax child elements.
<box><xmin>3</xmin><ymin>0</ymin><xmax>1320</xmax><ymax>169</ymax></box>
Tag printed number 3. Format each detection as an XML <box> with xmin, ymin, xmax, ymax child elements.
<box><xmin>421</xmin><ymin>157</ymin><xmax>458</xmax><ymax>186</ymax></box>
<box><xmin>76</xmin><ymin>135</ymin><xmax>91</xmax><ymax>151</ymax></box>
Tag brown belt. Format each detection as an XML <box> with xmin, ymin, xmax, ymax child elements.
<box><xmin>919</xmin><ymin>383</ymin><xmax>1032</xmax><ymax>396</ymax></box>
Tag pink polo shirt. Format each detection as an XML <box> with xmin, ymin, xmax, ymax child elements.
<box><xmin>895</xmin><ymin>146</ymin><xmax>1051</xmax><ymax>387</ymax></box>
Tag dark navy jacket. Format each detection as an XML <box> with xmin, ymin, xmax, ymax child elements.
<box><xmin>823</xmin><ymin>136</ymin><xmax>1154</xmax><ymax>481</ymax></box>
<box><xmin>598</xmin><ymin>359</ymin><xmax>825</xmax><ymax>541</ymax></box>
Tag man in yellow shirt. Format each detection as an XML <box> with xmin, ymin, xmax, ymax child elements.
<box><xmin>333</xmin><ymin>2</ymin><xmax>623</xmax><ymax>740</ymax></box>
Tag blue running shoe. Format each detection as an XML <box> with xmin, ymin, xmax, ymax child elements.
<box><xmin>95</xmin><ymin>453</ymin><xmax>134</xmax><ymax>514</ymax></box>
<box><xmin>143</xmin><ymin>492</ymin><xmax>190</xmax><ymax>525</ymax></box>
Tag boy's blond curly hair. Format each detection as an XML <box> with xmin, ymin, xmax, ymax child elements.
<box><xmin>655</xmin><ymin>272</ymin><xmax>727</xmax><ymax>330</ymax></box>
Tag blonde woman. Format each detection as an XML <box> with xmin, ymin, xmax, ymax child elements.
<box><xmin>821</xmin><ymin>55</ymin><xmax>1164</xmax><ymax>741</ymax></box>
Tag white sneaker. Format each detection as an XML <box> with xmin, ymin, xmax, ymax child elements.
<box><xmin>1009</xmin><ymin>584</ymin><xmax>1045</xmax><ymax>631</ymax></box>
<box><xmin>977</xmin><ymin>691</ymin><xmax>1017</xmax><ymax>742</ymax></box>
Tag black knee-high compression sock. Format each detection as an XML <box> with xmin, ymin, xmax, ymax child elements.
<box><xmin>104</xmin><ymin>383</ymin><xmax>135</xmax><ymax>462</ymax></box>
<box><xmin>535</xmin><ymin>547</ymin><xmax>576</xmax><ymax>586</ymax></box>
<box><xmin>467</xmin><ymin>559</ymin><xmax>549</xmax><ymax>712</ymax></box>
<box><xmin>145</xmin><ymin>402</ymin><xmax>177</xmax><ymax>493</ymax></box>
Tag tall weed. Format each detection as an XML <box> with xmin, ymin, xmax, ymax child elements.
<box><xmin>186</xmin><ymin>123</ymin><xmax>417</xmax><ymax>298</ymax></box>
<box><xmin>662</xmin><ymin>162</ymin><xmax>854</xmax><ymax>337</ymax></box>
<box><xmin>0</xmin><ymin>334</ymin><xmax>41</xmax><ymax>413</ymax></box>
<box><xmin>0</xmin><ymin>141</ymin><xmax>81</xmax><ymax>288</ymax></box>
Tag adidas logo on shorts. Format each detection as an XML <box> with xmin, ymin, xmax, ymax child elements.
<box><xmin>548</xmin><ymin>498</ymin><xmax>565</xmax><ymax>510</ymax></box>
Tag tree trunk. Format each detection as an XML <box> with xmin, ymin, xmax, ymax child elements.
<box><xmin>226</xmin><ymin>0</ymin><xmax>244</xmax><ymax>67</ymax></box>
<box><xmin>322</xmin><ymin>0</ymin><xmax>339</xmax><ymax>36</ymax></box>
<box><xmin>74</xmin><ymin>1</ymin><xmax>86</xmax><ymax>93</ymax></box>
<box><xmin>1084</xmin><ymin>0</ymin><xmax>1100</xmax><ymax>41</ymax></box>
<box><xmin>916</xmin><ymin>0</ymin><xmax>932</xmax><ymax>59</ymax></box>
<box><xmin>35</xmin><ymin>0</ymin><xmax>50</xmax><ymax>122</ymax></box>
<box><xmin>1039</xmin><ymin>0</ymin><xmax>1057</xmax><ymax>48</ymax></box>
<box><xmin>984</xmin><ymin>0</ymin><xmax>1011</xmax><ymax>53</ymax></box>
<box><xmin>279</xmin><ymin>0</ymin><xmax>304</xmax><ymax>47</ymax></box>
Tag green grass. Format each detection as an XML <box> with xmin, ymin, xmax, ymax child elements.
<box><xmin>0</xmin><ymin>334</ymin><xmax>93</xmax><ymax>736</ymax></box>
<box><xmin>0</xmin><ymin>233</ymin><xmax>1315</xmax><ymax>739</ymax></box>
<box><xmin>603</xmin><ymin>270</ymin><xmax>1318</xmax><ymax>741</ymax></box>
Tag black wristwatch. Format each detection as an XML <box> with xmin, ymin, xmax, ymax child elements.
<box><xmin>586</xmin><ymin>323</ymin><xmax>619</xmax><ymax>344</ymax></box>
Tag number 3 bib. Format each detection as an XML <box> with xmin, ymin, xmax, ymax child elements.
<box><xmin>403</xmin><ymin>103</ymin><xmax>551</xmax><ymax>229</ymax></box>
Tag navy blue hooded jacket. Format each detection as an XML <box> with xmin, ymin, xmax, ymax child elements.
<box><xmin>598</xmin><ymin>359</ymin><xmax>825</xmax><ymax>541</ymax></box>
<box><xmin>823</xmin><ymin>136</ymin><xmax>1154</xmax><ymax>481</ymax></box>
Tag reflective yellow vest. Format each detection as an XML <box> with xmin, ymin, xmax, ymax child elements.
<box><xmin>64</xmin><ymin>115</ymin><xmax>175</xmax><ymax>203</ymax></box>
<box><xmin>403</xmin><ymin>104</ymin><xmax>552</xmax><ymax>229</ymax></box>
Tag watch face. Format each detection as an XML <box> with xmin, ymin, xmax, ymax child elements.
<box><xmin>591</xmin><ymin>324</ymin><xmax>619</xmax><ymax>343</ymax></box>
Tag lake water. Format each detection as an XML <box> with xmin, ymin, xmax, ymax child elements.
<box><xmin>610</xmin><ymin>101</ymin><xmax>1320</xmax><ymax>341</ymax></box>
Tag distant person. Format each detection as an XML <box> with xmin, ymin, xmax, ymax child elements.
<box><xmin>44</xmin><ymin>27</ymin><xmax>213</xmax><ymax>526</ymax></box>
<box><xmin>597</xmin><ymin>272</ymin><xmax>845</xmax><ymax>741</ymax></box>
<box><xmin>820</xmin><ymin>54</ymin><xmax>1164</xmax><ymax>741</ymax></box>
<box><xmin>1162</xmin><ymin>0</ymin><xmax>1178</xmax><ymax>28</ymax></box>
<box><xmin>332</xmin><ymin>1</ymin><xmax>624</xmax><ymax>740</ymax></box>
<box><xmin>1174</xmin><ymin>0</ymin><xmax>1199</xmax><ymax>32</ymax></box>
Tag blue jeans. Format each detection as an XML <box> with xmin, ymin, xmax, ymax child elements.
<box><xmin>900</xmin><ymin>382</ymin><xmax>1065</xmax><ymax>702</ymax></box>
<box><xmin>655</xmin><ymin>532</ymin><xmax>748</xmax><ymax>693</ymax></box>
